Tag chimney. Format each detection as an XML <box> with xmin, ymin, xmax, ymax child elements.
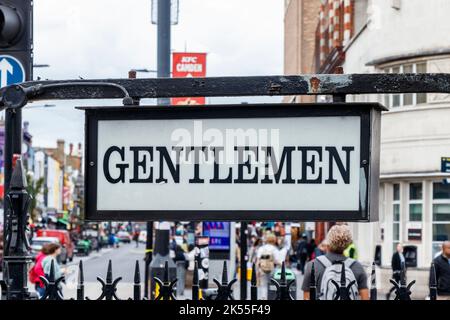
<box><xmin>56</xmin><ymin>139</ymin><xmax>65</xmax><ymax>164</ymax></box>
<box><xmin>69</xmin><ymin>143</ymin><xmax>73</xmax><ymax>156</ymax></box>
<box><xmin>78</xmin><ymin>143</ymin><xmax>82</xmax><ymax>157</ymax></box>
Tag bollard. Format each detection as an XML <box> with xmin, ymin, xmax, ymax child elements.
<box><xmin>192</xmin><ymin>261</ymin><xmax>200</xmax><ymax>301</ymax></box>
<box><xmin>39</xmin><ymin>259</ymin><xmax>64</xmax><ymax>300</ymax></box>
<box><xmin>251</xmin><ymin>263</ymin><xmax>258</xmax><ymax>301</ymax></box>
<box><xmin>90</xmin><ymin>260</ymin><xmax>122</xmax><ymax>300</ymax></box>
<box><xmin>309</xmin><ymin>261</ymin><xmax>317</xmax><ymax>301</ymax></box>
<box><xmin>213</xmin><ymin>261</ymin><xmax>237</xmax><ymax>300</ymax></box>
<box><xmin>370</xmin><ymin>262</ymin><xmax>377</xmax><ymax>300</ymax></box>
<box><xmin>154</xmin><ymin>261</ymin><xmax>177</xmax><ymax>300</ymax></box>
<box><xmin>77</xmin><ymin>260</ymin><xmax>85</xmax><ymax>300</ymax></box>
<box><xmin>429</xmin><ymin>262</ymin><xmax>437</xmax><ymax>301</ymax></box>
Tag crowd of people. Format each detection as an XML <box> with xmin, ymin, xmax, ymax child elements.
<box><xmin>246</xmin><ymin>223</ymin><xmax>450</xmax><ymax>300</ymax></box>
<box><xmin>24</xmin><ymin>221</ymin><xmax>450</xmax><ymax>300</ymax></box>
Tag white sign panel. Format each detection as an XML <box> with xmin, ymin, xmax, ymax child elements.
<box><xmin>83</xmin><ymin>103</ymin><xmax>382</xmax><ymax>221</ymax></box>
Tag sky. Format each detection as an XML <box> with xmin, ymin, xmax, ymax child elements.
<box><xmin>13</xmin><ymin>0</ymin><xmax>284</xmax><ymax>149</ymax></box>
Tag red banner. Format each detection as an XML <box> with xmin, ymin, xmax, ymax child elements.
<box><xmin>171</xmin><ymin>52</ymin><xmax>206</xmax><ymax>105</ymax></box>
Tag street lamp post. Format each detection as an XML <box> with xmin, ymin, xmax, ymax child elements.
<box><xmin>127</xmin><ymin>68</ymin><xmax>155</xmax><ymax>298</ymax></box>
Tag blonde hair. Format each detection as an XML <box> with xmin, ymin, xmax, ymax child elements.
<box><xmin>265</xmin><ymin>234</ymin><xmax>277</xmax><ymax>245</ymax></box>
<box><xmin>326</xmin><ymin>225</ymin><xmax>353</xmax><ymax>253</ymax></box>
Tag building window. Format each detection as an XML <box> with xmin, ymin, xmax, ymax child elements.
<box><xmin>393</xmin><ymin>183</ymin><xmax>401</xmax><ymax>248</ymax></box>
<box><xmin>409</xmin><ymin>182</ymin><xmax>423</xmax><ymax>222</ymax></box>
<box><xmin>383</xmin><ymin>62</ymin><xmax>427</xmax><ymax>108</ymax></box>
<box><xmin>432</xmin><ymin>182</ymin><xmax>450</xmax><ymax>257</ymax></box>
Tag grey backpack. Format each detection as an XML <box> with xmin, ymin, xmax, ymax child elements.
<box><xmin>316</xmin><ymin>256</ymin><xmax>359</xmax><ymax>300</ymax></box>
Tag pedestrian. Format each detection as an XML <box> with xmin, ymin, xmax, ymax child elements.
<box><xmin>249</xmin><ymin>236</ymin><xmax>262</xmax><ymax>266</ymax></box>
<box><xmin>29</xmin><ymin>244</ymin><xmax>50</xmax><ymax>297</ymax></box>
<box><xmin>386</xmin><ymin>243</ymin><xmax>406</xmax><ymax>300</ymax></box>
<box><xmin>41</xmin><ymin>243</ymin><xmax>64</xmax><ymax>297</ymax></box>
<box><xmin>108</xmin><ymin>232</ymin><xmax>115</xmax><ymax>248</ymax></box>
<box><xmin>256</xmin><ymin>234</ymin><xmax>281</xmax><ymax>300</ymax></box>
<box><xmin>301</xmin><ymin>225</ymin><xmax>369</xmax><ymax>300</ymax></box>
<box><xmin>307</xmin><ymin>238</ymin><xmax>317</xmax><ymax>260</ymax></box>
<box><xmin>430</xmin><ymin>241</ymin><xmax>450</xmax><ymax>300</ymax></box>
<box><xmin>133</xmin><ymin>226</ymin><xmax>140</xmax><ymax>248</ymax></box>
<box><xmin>295</xmin><ymin>234</ymin><xmax>308</xmax><ymax>274</ymax></box>
<box><xmin>313</xmin><ymin>240</ymin><xmax>328</xmax><ymax>258</ymax></box>
<box><xmin>344</xmin><ymin>240</ymin><xmax>358</xmax><ymax>260</ymax></box>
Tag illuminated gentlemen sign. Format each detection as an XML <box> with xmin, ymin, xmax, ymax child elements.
<box><xmin>81</xmin><ymin>103</ymin><xmax>384</xmax><ymax>222</ymax></box>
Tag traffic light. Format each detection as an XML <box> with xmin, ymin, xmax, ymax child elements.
<box><xmin>0</xmin><ymin>0</ymin><xmax>33</xmax><ymax>84</ymax></box>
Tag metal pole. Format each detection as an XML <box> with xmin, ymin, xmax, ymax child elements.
<box><xmin>157</xmin><ymin>0</ymin><xmax>171</xmax><ymax>105</ymax></box>
<box><xmin>3</xmin><ymin>159</ymin><xmax>34</xmax><ymax>299</ymax></box>
<box><xmin>151</xmin><ymin>0</ymin><xmax>173</xmax><ymax>299</ymax></box>
<box><xmin>240</xmin><ymin>222</ymin><xmax>248</xmax><ymax>300</ymax></box>
<box><xmin>127</xmin><ymin>70</ymin><xmax>153</xmax><ymax>298</ymax></box>
<box><xmin>144</xmin><ymin>221</ymin><xmax>153</xmax><ymax>298</ymax></box>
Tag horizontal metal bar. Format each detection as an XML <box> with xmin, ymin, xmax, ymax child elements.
<box><xmin>1</xmin><ymin>73</ymin><xmax>450</xmax><ymax>105</ymax></box>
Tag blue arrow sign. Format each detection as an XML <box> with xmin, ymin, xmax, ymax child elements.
<box><xmin>0</xmin><ymin>55</ymin><xmax>26</xmax><ymax>88</ymax></box>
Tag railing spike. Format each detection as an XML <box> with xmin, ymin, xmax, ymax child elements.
<box><xmin>134</xmin><ymin>260</ymin><xmax>141</xmax><ymax>284</ymax></box>
<box><xmin>221</xmin><ymin>261</ymin><xmax>228</xmax><ymax>285</ymax></box>
<box><xmin>280</xmin><ymin>261</ymin><xmax>286</xmax><ymax>285</ymax></box>
<box><xmin>78</xmin><ymin>260</ymin><xmax>84</xmax><ymax>284</ymax></box>
<box><xmin>133</xmin><ymin>260</ymin><xmax>141</xmax><ymax>300</ymax></box>
<box><xmin>340</xmin><ymin>261</ymin><xmax>346</xmax><ymax>287</ymax></box>
<box><xmin>106</xmin><ymin>259</ymin><xmax>113</xmax><ymax>283</ymax></box>
<box><xmin>49</xmin><ymin>259</ymin><xmax>56</xmax><ymax>282</ymax></box>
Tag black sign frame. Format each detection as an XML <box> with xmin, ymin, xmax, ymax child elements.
<box><xmin>81</xmin><ymin>102</ymin><xmax>384</xmax><ymax>222</ymax></box>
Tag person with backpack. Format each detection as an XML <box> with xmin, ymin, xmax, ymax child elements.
<box><xmin>257</xmin><ymin>234</ymin><xmax>281</xmax><ymax>300</ymax></box>
<box><xmin>29</xmin><ymin>244</ymin><xmax>50</xmax><ymax>297</ymax></box>
<box><xmin>301</xmin><ymin>225</ymin><xmax>369</xmax><ymax>300</ymax></box>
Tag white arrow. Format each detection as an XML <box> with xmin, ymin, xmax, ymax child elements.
<box><xmin>0</xmin><ymin>58</ymin><xmax>14</xmax><ymax>88</ymax></box>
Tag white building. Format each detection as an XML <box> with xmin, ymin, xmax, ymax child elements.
<box><xmin>342</xmin><ymin>0</ymin><xmax>450</xmax><ymax>268</ymax></box>
<box><xmin>34</xmin><ymin>150</ymin><xmax>64</xmax><ymax>211</ymax></box>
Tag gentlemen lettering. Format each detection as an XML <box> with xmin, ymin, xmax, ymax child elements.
<box><xmin>102</xmin><ymin>145</ymin><xmax>355</xmax><ymax>185</ymax></box>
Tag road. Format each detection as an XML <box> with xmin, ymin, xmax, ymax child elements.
<box><xmin>62</xmin><ymin>242</ymin><xmax>146</xmax><ymax>299</ymax></box>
